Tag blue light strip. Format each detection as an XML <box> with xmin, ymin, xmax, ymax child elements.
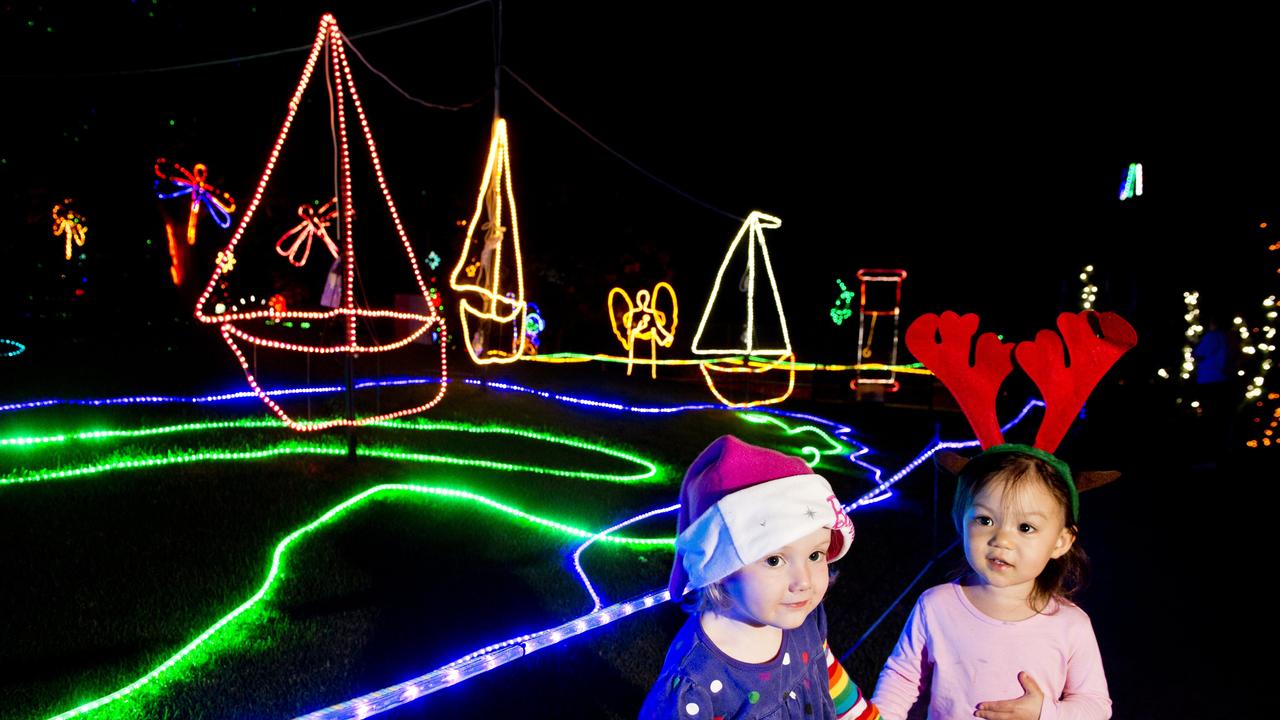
<box><xmin>572</xmin><ymin>504</ymin><xmax>680</xmax><ymax>613</ymax></box>
<box><xmin>1119</xmin><ymin>163</ymin><xmax>1136</xmax><ymax>200</ymax></box>
<box><xmin>1002</xmin><ymin>399</ymin><xmax>1043</xmax><ymax>431</ymax></box>
<box><xmin>293</xmin><ymin>588</ymin><xmax>672</xmax><ymax>720</ymax></box>
<box><xmin>1</xmin><ymin>339</ymin><xmax>25</xmax><ymax>358</ymax></box>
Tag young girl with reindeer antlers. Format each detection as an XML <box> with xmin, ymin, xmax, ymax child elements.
<box><xmin>872</xmin><ymin>310</ymin><xmax>1135</xmax><ymax>720</ymax></box>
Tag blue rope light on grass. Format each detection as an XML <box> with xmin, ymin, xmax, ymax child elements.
<box><xmin>293</xmin><ymin>588</ymin><xmax>673</xmax><ymax>720</ymax></box>
<box><xmin>572</xmin><ymin>504</ymin><xmax>680</xmax><ymax>613</ymax></box>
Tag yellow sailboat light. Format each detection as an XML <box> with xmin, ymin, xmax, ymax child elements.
<box><xmin>449</xmin><ymin>117</ymin><xmax>528</xmax><ymax>365</ymax></box>
<box><xmin>691</xmin><ymin>211</ymin><xmax>795</xmax><ymax>407</ymax></box>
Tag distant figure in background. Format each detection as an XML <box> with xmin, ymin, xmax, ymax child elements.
<box><xmin>1192</xmin><ymin>311</ymin><xmax>1240</xmax><ymax>461</ymax></box>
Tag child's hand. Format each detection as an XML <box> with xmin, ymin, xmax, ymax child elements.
<box><xmin>974</xmin><ymin>671</ymin><xmax>1043</xmax><ymax>720</ymax></box>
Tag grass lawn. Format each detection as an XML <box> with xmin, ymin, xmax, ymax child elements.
<box><xmin>0</xmin><ymin>366</ymin><xmax>922</xmax><ymax>719</ymax></box>
<box><xmin>4</xmin><ymin>355</ymin><xmax>1238</xmax><ymax>718</ymax></box>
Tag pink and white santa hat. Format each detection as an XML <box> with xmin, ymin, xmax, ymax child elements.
<box><xmin>669</xmin><ymin>435</ymin><xmax>854</xmax><ymax>600</ymax></box>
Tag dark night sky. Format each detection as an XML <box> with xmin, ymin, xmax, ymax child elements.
<box><xmin>2</xmin><ymin>2</ymin><xmax>1278</xmax><ymax>371</ymax></box>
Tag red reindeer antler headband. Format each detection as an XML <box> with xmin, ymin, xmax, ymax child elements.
<box><xmin>906</xmin><ymin>310</ymin><xmax>1137</xmax><ymax>519</ymax></box>
<box><xmin>905</xmin><ymin>311</ymin><xmax>1015</xmax><ymax>449</ymax></box>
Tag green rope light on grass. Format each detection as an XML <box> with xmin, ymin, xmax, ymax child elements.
<box><xmin>0</xmin><ymin>419</ymin><xmax>282</xmax><ymax>446</ymax></box>
<box><xmin>738</xmin><ymin>413</ymin><xmax>847</xmax><ymax>466</ymax></box>
<box><xmin>0</xmin><ymin>443</ymin><xmax>656</xmax><ymax>487</ymax></box>
<box><xmin>2</xmin><ymin>446</ymin><xmax>340</xmax><ymax>486</ymax></box>
<box><xmin>375</xmin><ymin>418</ymin><xmax>662</xmax><ymax>480</ymax></box>
<box><xmin>357</xmin><ymin>444</ymin><xmax>657</xmax><ymax>483</ymax></box>
<box><xmin>0</xmin><ymin>421</ymin><xmax>661</xmax><ymax>486</ymax></box>
<box><xmin>0</xmin><ymin>432</ymin><xmax>68</xmax><ymax>446</ymax></box>
<box><xmin>46</xmin><ymin>482</ymin><xmax>673</xmax><ymax>720</ymax></box>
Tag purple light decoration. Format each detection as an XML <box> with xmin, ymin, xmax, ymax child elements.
<box><xmin>155</xmin><ymin>176</ymin><xmax>234</xmax><ymax>229</ymax></box>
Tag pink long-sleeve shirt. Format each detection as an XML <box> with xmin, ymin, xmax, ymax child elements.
<box><xmin>872</xmin><ymin>581</ymin><xmax>1111</xmax><ymax>720</ymax></box>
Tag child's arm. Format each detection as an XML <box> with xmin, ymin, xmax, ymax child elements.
<box><xmin>825</xmin><ymin>640</ymin><xmax>881</xmax><ymax>719</ymax></box>
<box><xmin>870</xmin><ymin>599</ymin><xmax>930</xmax><ymax>720</ymax></box>
<box><xmin>1037</xmin><ymin>617</ymin><xmax>1111</xmax><ymax>720</ymax></box>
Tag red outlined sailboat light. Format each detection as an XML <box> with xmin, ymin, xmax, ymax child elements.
<box><xmin>194</xmin><ymin>14</ymin><xmax>447</xmax><ymax>431</ymax></box>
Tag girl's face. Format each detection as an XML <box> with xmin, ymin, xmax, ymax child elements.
<box><xmin>962</xmin><ymin>476</ymin><xmax>1075</xmax><ymax>598</ymax></box>
<box><xmin>719</xmin><ymin>527</ymin><xmax>832</xmax><ymax>630</ymax></box>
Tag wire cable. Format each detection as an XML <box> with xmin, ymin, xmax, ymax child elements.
<box><xmin>839</xmin><ymin>538</ymin><xmax>960</xmax><ymax>664</ymax></box>
<box><xmin>502</xmin><ymin>66</ymin><xmax>745</xmax><ymax>223</ymax></box>
<box><xmin>0</xmin><ymin>0</ymin><xmax>489</xmax><ymax>78</ymax></box>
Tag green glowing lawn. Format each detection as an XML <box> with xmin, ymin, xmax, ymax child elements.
<box><xmin>0</xmin><ymin>380</ymin><xmax>909</xmax><ymax>720</ymax></box>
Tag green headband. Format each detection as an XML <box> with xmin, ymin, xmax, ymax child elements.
<box><xmin>967</xmin><ymin>443</ymin><xmax>1078</xmax><ymax>522</ymax></box>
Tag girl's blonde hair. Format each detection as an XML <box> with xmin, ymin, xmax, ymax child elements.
<box><xmin>685</xmin><ymin>581</ymin><xmax>734</xmax><ymax>615</ymax></box>
<box><xmin>951</xmin><ymin>451</ymin><xmax>1089</xmax><ymax>611</ymax></box>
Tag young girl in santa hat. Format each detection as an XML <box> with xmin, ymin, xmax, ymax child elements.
<box><xmin>640</xmin><ymin>435</ymin><xmax>880</xmax><ymax>720</ymax></box>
